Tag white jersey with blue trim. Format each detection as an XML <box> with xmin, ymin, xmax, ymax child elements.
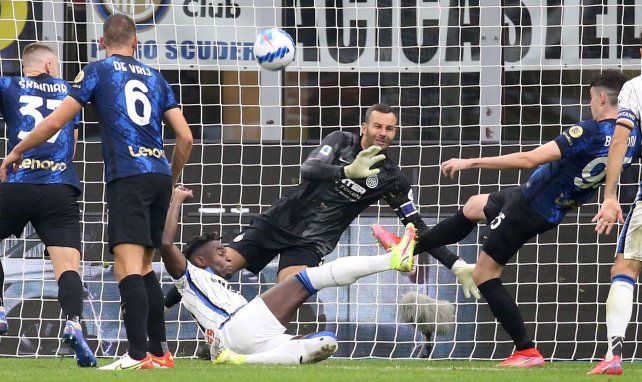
<box><xmin>173</xmin><ymin>262</ymin><xmax>247</xmax><ymax>332</ymax></box>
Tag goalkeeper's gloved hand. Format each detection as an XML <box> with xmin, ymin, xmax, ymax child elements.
<box><xmin>344</xmin><ymin>145</ymin><xmax>386</xmax><ymax>178</ymax></box>
<box><xmin>451</xmin><ymin>259</ymin><xmax>480</xmax><ymax>299</ymax></box>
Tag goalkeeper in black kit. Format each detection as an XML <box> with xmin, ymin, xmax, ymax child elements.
<box><xmin>166</xmin><ymin>103</ymin><xmax>478</xmax><ymax>301</ymax></box>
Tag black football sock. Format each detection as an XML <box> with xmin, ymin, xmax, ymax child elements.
<box><xmin>144</xmin><ymin>271</ymin><xmax>168</xmax><ymax>357</ymax></box>
<box><xmin>425</xmin><ymin>246</ymin><xmax>459</xmax><ymax>269</ymax></box>
<box><xmin>0</xmin><ymin>260</ymin><xmax>4</xmax><ymax>306</ymax></box>
<box><xmin>119</xmin><ymin>274</ymin><xmax>149</xmax><ymax>360</ymax></box>
<box><xmin>415</xmin><ymin>210</ymin><xmax>477</xmax><ymax>252</ymax></box>
<box><xmin>57</xmin><ymin>270</ymin><xmax>83</xmax><ymax>322</ymax></box>
<box><xmin>164</xmin><ymin>285</ymin><xmax>182</xmax><ymax>310</ymax></box>
<box><xmin>478</xmin><ymin>278</ymin><xmax>534</xmax><ymax>351</ymax></box>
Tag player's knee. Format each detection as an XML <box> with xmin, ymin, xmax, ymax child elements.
<box><xmin>277</xmin><ymin>265</ymin><xmax>307</xmax><ymax>283</ymax></box>
<box><xmin>610</xmin><ymin>255</ymin><xmax>642</xmax><ymax>279</ymax></box>
<box><xmin>462</xmin><ymin>195</ymin><xmax>487</xmax><ymax>221</ymax></box>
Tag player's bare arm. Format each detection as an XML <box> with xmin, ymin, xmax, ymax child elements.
<box><xmin>441</xmin><ymin>140</ymin><xmax>562</xmax><ymax>179</ymax></box>
<box><xmin>0</xmin><ymin>96</ymin><xmax>81</xmax><ymax>180</ymax></box>
<box><xmin>164</xmin><ymin>108</ymin><xmax>194</xmax><ymax>186</ymax></box>
<box><xmin>593</xmin><ymin>121</ymin><xmax>632</xmax><ymax>235</ymax></box>
<box><xmin>160</xmin><ymin>186</ymin><xmax>192</xmax><ymax>279</ymax></box>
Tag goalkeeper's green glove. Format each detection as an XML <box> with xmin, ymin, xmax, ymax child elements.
<box><xmin>343</xmin><ymin>145</ymin><xmax>386</xmax><ymax>179</ymax></box>
<box><xmin>451</xmin><ymin>259</ymin><xmax>480</xmax><ymax>299</ymax></box>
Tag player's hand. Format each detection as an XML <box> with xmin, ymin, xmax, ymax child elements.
<box><xmin>451</xmin><ymin>259</ymin><xmax>480</xmax><ymax>299</ymax></box>
<box><xmin>441</xmin><ymin>158</ymin><xmax>471</xmax><ymax>179</ymax></box>
<box><xmin>344</xmin><ymin>145</ymin><xmax>386</xmax><ymax>178</ymax></box>
<box><xmin>592</xmin><ymin>197</ymin><xmax>623</xmax><ymax>235</ymax></box>
<box><xmin>0</xmin><ymin>151</ymin><xmax>22</xmax><ymax>182</ymax></box>
<box><xmin>172</xmin><ymin>185</ymin><xmax>194</xmax><ymax>203</ymax></box>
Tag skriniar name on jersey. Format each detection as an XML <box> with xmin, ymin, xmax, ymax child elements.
<box><xmin>68</xmin><ymin>54</ymin><xmax>178</xmax><ymax>182</ymax></box>
<box><xmin>0</xmin><ymin>74</ymin><xmax>80</xmax><ymax>191</ymax></box>
<box><xmin>523</xmin><ymin>119</ymin><xmax>640</xmax><ymax>224</ymax></box>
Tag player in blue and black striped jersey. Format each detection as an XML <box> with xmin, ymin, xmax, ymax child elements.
<box><xmin>0</xmin><ymin>43</ymin><xmax>96</xmax><ymax>367</ymax></box>
<box><xmin>0</xmin><ymin>15</ymin><xmax>193</xmax><ymax>370</ymax></box>
<box><xmin>376</xmin><ymin>70</ymin><xmax>641</xmax><ymax>367</ymax></box>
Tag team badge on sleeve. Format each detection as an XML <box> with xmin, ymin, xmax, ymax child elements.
<box><xmin>569</xmin><ymin>126</ymin><xmax>583</xmax><ymax>138</ymax></box>
<box><xmin>73</xmin><ymin>71</ymin><xmax>85</xmax><ymax>83</ymax></box>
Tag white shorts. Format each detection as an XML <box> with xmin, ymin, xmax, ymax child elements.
<box><xmin>618</xmin><ymin>201</ymin><xmax>642</xmax><ymax>261</ymax></box>
<box><xmin>219</xmin><ymin>297</ymin><xmax>293</xmax><ymax>354</ymax></box>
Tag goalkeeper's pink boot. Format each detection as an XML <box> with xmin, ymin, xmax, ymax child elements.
<box><xmin>372</xmin><ymin>224</ymin><xmax>401</xmax><ymax>252</ymax></box>
<box><xmin>587</xmin><ymin>355</ymin><xmax>622</xmax><ymax>375</ymax></box>
<box><xmin>497</xmin><ymin>348</ymin><xmax>545</xmax><ymax>368</ymax></box>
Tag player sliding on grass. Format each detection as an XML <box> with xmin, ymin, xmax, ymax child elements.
<box><xmin>160</xmin><ymin>186</ymin><xmax>418</xmax><ymax>364</ymax></box>
<box><xmin>373</xmin><ymin>70</ymin><xmax>640</xmax><ymax>367</ymax></box>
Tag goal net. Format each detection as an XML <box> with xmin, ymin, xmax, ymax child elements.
<box><xmin>1</xmin><ymin>0</ymin><xmax>641</xmax><ymax>361</ymax></box>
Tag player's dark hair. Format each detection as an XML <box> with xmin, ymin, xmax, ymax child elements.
<box><xmin>183</xmin><ymin>232</ymin><xmax>221</xmax><ymax>261</ymax></box>
<box><xmin>363</xmin><ymin>103</ymin><xmax>398</xmax><ymax>123</ymax></box>
<box><xmin>22</xmin><ymin>42</ymin><xmax>54</xmax><ymax>58</ymax></box>
<box><xmin>590</xmin><ymin>70</ymin><xmax>627</xmax><ymax>106</ymax></box>
<box><xmin>103</xmin><ymin>14</ymin><xmax>136</xmax><ymax>48</ymax></box>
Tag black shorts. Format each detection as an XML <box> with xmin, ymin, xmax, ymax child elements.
<box><xmin>106</xmin><ymin>173</ymin><xmax>172</xmax><ymax>252</ymax></box>
<box><xmin>0</xmin><ymin>183</ymin><xmax>81</xmax><ymax>252</ymax></box>
<box><xmin>227</xmin><ymin>218</ymin><xmax>323</xmax><ymax>275</ymax></box>
<box><xmin>482</xmin><ymin>187</ymin><xmax>557</xmax><ymax>265</ymax></box>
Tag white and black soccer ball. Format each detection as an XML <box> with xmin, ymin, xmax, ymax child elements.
<box><xmin>253</xmin><ymin>28</ymin><xmax>295</xmax><ymax>71</ymax></box>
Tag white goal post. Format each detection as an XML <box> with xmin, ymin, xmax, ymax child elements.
<box><xmin>0</xmin><ymin>0</ymin><xmax>641</xmax><ymax>361</ymax></box>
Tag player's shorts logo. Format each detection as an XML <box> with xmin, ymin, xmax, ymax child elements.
<box><xmin>233</xmin><ymin>234</ymin><xmax>244</xmax><ymax>243</ymax></box>
<box><xmin>365</xmin><ymin>175</ymin><xmax>379</xmax><ymax>189</ymax></box>
<box><xmin>569</xmin><ymin>125</ymin><xmax>583</xmax><ymax>138</ymax></box>
<box><xmin>490</xmin><ymin>212</ymin><xmax>505</xmax><ymax>230</ymax></box>
<box><xmin>95</xmin><ymin>0</ymin><xmax>170</xmax><ymax>31</ymax></box>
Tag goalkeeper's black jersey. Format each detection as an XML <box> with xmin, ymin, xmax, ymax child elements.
<box><xmin>257</xmin><ymin>131</ymin><xmax>423</xmax><ymax>256</ymax></box>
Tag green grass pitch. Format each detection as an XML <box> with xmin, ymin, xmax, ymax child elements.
<box><xmin>0</xmin><ymin>358</ymin><xmax>640</xmax><ymax>382</ymax></box>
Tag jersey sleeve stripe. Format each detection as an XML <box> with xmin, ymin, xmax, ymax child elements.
<box><xmin>186</xmin><ymin>269</ymin><xmax>230</xmax><ymax>318</ymax></box>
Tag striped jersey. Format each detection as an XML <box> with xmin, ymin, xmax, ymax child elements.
<box><xmin>68</xmin><ymin>54</ymin><xmax>177</xmax><ymax>183</ymax></box>
<box><xmin>522</xmin><ymin>119</ymin><xmax>640</xmax><ymax>224</ymax></box>
<box><xmin>0</xmin><ymin>74</ymin><xmax>80</xmax><ymax>191</ymax></box>
<box><xmin>173</xmin><ymin>262</ymin><xmax>247</xmax><ymax>332</ymax></box>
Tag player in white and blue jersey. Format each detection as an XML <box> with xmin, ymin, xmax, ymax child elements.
<box><xmin>591</xmin><ymin>36</ymin><xmax>642</xmax><ymax>376</ymax></box>
<box><xmin>0</xmin><ymin>15</ymin><xmax>193</xmax><ymax>370</ymax></box>
<box><xmin>0</xmin><ymin>43</ymin><xmax>95</xmax><ymax>367</ymax></box>
<box><xmin>161</xmin><ymin>186</ymin><xmax>417</xmax><ymax>364</ymax></box>
<box><xmin>376</xmin><ymin>70</ymin><xmax>639</xmax><ymax>367</ymax></box>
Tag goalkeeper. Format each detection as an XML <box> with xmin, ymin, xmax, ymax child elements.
<box><xmin>373</xmin><ymin>71</ymin><xmax>640</xmax><ymax>367</ymax></box>
<box><xmin>161</xmin><ymin>186</ymin><xmax>420</xmax><ymax>364</ymax></box>
<box><xmin>169</xmin><ymin>103</ymin><xmax>476</xmax><ymax>296</ymax></box>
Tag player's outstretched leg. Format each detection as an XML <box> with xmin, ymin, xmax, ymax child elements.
<box><xmin>62</xmin><ymin>320</ymin><xmax>97</xmax><ymax>367</ymax></box>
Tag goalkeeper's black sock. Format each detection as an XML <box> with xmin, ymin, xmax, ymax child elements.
<box><xmin>119</xmin><ymin>274</ymin><xmax>148</xmax><ymax>360</ymax></box>
<box><xmin>478</xmin><ymin>278</ymin><xmax>534</xmax><ymax>351</ymax></box>
<box><xmin>144</xmin><ymin>271</ymin><xmax>168</xmax><ymax>357</ymax></box>
<box><xmin>57</xmin><ymin>270</ymin><xmax>83</xmax><ymax>322</ymax></box>
<box><xmin>0</xmin><ymin>259</ymin><xmax>4</xmax><ymax>306</ymax></box>
<box><xmin>415</xmin><ymin>210</ymin><xmax>477</xmax><ymax>252</ymax></box>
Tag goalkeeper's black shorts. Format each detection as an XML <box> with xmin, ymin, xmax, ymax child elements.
<box><xmin>481</xmin><ymin>187</ymin><xmax>557</xmax><ymax>265</ymax></box>
<box><xmin>227</xmin><ymin>217</ymin><xmax>323</xmax><ymax>275</ymax></box>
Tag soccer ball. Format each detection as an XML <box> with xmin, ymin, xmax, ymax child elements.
<box><xmin>253</xmin><ymin>28</ymin><xmax>295</xmax><ymax>71</ymax></box>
